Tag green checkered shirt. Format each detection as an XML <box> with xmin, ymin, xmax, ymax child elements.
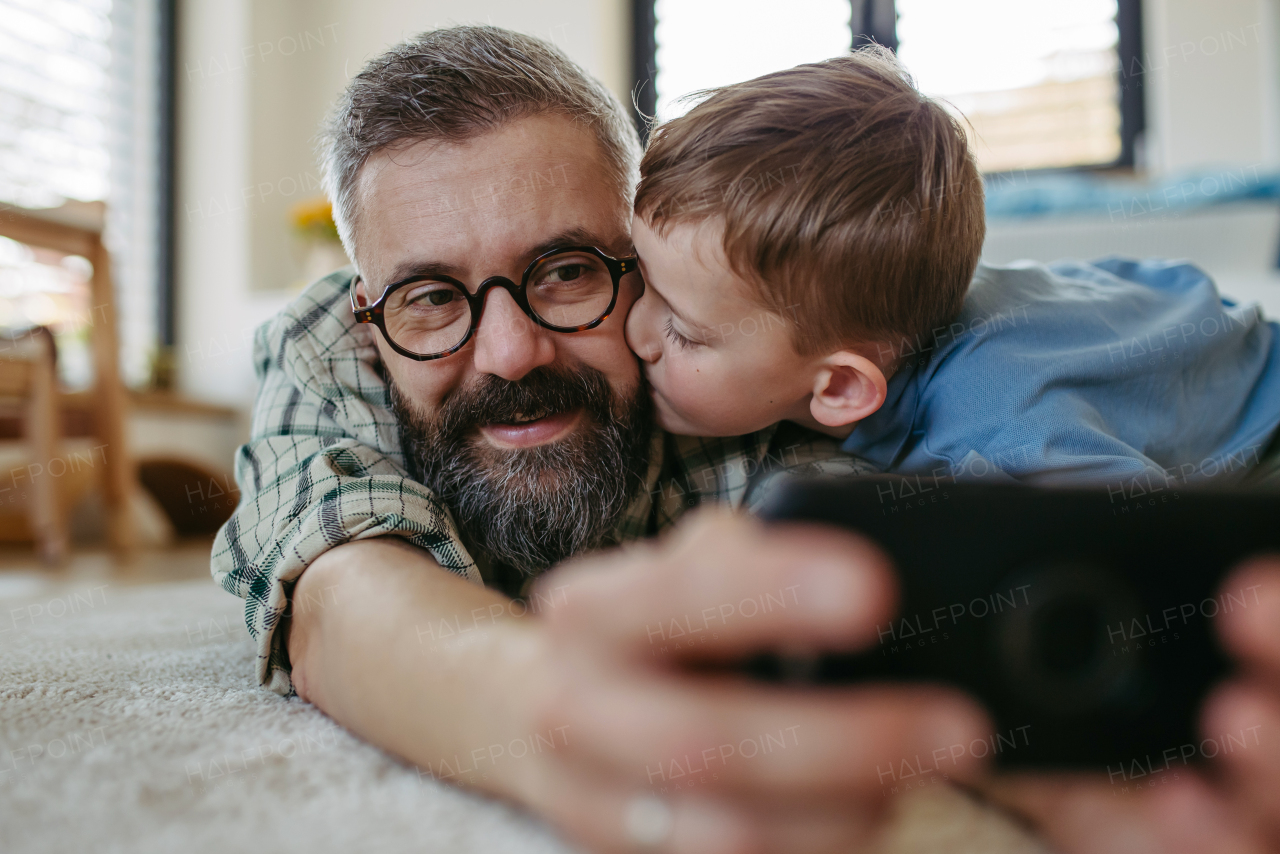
<box><xmin>211</xmin><ymin>269</ymin><xmax>875</xmax><ymax>696</ymax></box>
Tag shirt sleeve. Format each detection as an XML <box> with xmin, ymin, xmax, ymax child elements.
<box><xmin>210</xmin><ymin>270</ymin><xmax>481</xmax><ymax>696</ymax></box>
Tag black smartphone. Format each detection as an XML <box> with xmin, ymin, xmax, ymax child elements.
<box><xmin>750</xmin><ymin>475</ymin><xmax>1280</xmax><ymax>771</ymax></box>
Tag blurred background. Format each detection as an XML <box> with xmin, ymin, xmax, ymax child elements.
<box><xmin>0</xmin><ymin>0</ymin><xmax>1277</xmax><ymax>576</ymax></box>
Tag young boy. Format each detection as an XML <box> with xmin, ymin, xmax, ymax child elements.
<box><xmin>625</xmin><ymin>46</ymin><xmax>1280</xmax><ymax>488</ymax></box>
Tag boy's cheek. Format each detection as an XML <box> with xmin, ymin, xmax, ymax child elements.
<box><xmin>647</xmin><ymin>360</ymin><xmax>734</xmax><ymax>433</ymax></box>
<box><xmin>643</xmin><ymin>362</ymin><xmax>696</xmax><ymax>424</ymax></box>
<box><xmin>651</xmin><ymin>389</ymin><xmax>717</xmax><ymax>436</ymax></box>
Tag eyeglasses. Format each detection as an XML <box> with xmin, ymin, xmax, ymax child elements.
<box><xmin>351</xmin><ymin>245</ymin><xmax>639</xmax><ymax>361</ymax></box>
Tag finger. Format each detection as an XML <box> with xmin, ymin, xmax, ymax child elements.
<box><xmin>1200</xmin><ymin>680</ymin><xmax>1280</xmax><ymax>835</ymax></box>
<box><xmin>528</xmin><ymin>753</ymin><xmax>756</xmax><ymax>854</ymax></box>
<box><xmin>540</xmin><ymin>667</ymin><xmax>991</xmax><ymax>801</ymax></box>
<box><xmin>1214</xmin><ymin>557</ymin><xmax>1280</xmax><ymax>677</ymax></box>
<box><xmin>976</xmin><ymin>771</ymin><xmax>1264</xmax><ymax>854</ymax></box>
<box><xmin>537</xmin><ymin>509</ymin><xmax>898</xmax><ymax>661</ymax></box>
<box><xmin>528</xmin><ymin>752</ymin><xmax>885</xmax><ymax>854</ymax></box>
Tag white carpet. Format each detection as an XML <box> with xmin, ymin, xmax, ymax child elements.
<box><xmin>0</xmin><ymin>578</ymin><xmax>1046</xmax><ymax>854</ymax></box>
<box><xmin>0</xmin><ymin>578</ymin><xmax>575</xmax><ymax>854</ymax></box>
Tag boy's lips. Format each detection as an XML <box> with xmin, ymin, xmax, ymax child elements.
<box><xmin>478</xmin><ymin>407</ymin><xmax>583</xmax><ymax>448</ymax></box>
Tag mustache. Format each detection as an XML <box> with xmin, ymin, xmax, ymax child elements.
<box><xmin>429</xmin><ymin>365</ymin><xmax>625</xmax><ymax>440</ymax></box>
<box><xmin>391</xmin><ymin>363</ymin><xmax>654</xmax><ymax>576</ymax></box>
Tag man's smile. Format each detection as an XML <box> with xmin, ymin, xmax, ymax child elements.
<box><xmin>478</xmin><ymin>407</ymin><xmax>584</xmax><ymax>449</ymax></box>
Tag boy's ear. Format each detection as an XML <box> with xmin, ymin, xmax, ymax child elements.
<box><xmin>809</xmin><ymin>351</ymin><xmax>887</xmax><ymax>428</ymax></box>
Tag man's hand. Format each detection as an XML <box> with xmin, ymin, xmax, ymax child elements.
<box><xmin>518</xmin><ymin>509</ymin><xmax>992</xmax><ymax>854</ymax></box>
<box><xmin>978</xmin><ymin>555</ymin><xmax>1280</xmax><ymax>854</ymax></box>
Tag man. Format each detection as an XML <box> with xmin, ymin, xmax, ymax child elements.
<box><xmin>213</xmin><ymin>25</ymin><xmax>1280</xmax><ymax>854</ymax></box>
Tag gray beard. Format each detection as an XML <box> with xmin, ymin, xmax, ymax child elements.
<box><xmin>390</xmin><ymin>364</ymin><xmax>652</xmax><ymax>579</ymax></box>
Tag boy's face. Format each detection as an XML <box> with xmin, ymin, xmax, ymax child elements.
<box><xmin>626</xmin><ymin>215</ymin><xmax>823</xmax><ymax>436</ymax></box>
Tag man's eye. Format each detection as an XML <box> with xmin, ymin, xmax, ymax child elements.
<box><xmin>548</xmin><ymin>264</ymin><xmax>584</xmax><ymax>282</ymax></box>
<box><xmin>411</xmin><ymin>288</ymin><xmax>456</xmax><ymax>306</ymax></box>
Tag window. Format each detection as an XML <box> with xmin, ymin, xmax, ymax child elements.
<box><xmin>649</xmin><ymin>0</ymin><xmax>851</xmax><ymax>124</ymax></box>
<box><xmin>896</xmin><ymin>0</ymin><xmax>1141</xmax><ymax>172</ymax></box>
<box><xmin>0</xmin><ymin>0</ymin><xmax>174</xmax><ymax>387</ymax></box>
<box><xmin>634</xmin><ymin>0</ymin><xmax>1143</xmax><ymax>172</ymax></box>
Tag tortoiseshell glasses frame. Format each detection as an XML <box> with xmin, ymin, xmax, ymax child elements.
<box><xmin>350</xmin><ymin>245</ymin><xmax>638</xmax><ymax>361</ymax></box>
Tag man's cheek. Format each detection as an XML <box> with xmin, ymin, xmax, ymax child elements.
<box><xmin>564</xmin><ymin>335</ymin><xmax>639</xmax><ymax>387</ymax></box>
<box><xmin>379</xmin><ymin>346</ymin><xmax>466</xmax><ymax>412</ymax></box>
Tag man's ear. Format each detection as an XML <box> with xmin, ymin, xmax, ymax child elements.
<box><xmin>809</xmin><ymin>351</ymin><xmax>887</xmax><ymax>428</ymax></box>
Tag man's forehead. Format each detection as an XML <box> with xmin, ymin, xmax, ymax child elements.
<box><xmin>354</xmin><ymin>118</ymin><xmax>628</xmax><ymax>282</ymax></box>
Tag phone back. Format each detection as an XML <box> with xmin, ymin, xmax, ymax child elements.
<box><xmin>753</xmin><ymin>476</ymin><xmax>1280</xmax><ymax>770</ymax></box>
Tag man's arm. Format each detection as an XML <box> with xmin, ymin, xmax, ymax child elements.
<box><xmin>212</xmin><ymin>271</ymin><xmax>481</xmax><ymax>694</ymax></box>
<box><xmin>288</xmin><ymin>538</ymin><xmax>546</xmax><ymax>800</ymax></box>
<box><xmin>290</xmin><ymin>511</ymin><xmax>994</xmax><ymax>852</ymax></box>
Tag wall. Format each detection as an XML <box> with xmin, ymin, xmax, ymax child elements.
<box><xmin>174</xmin><ymin>0</ymin><xmax>630</xmax><ymax>407</ymax></box>
<box><xmin>984</xmin><ymin>0</ymin><xmax>1280</xmax><ymax>318</ymax></box>
<box><xmin>175</xmin><ymin>0</ymin><xmax>291</xmax><ymax>408</ymax></box>
<box><xmin>1140</xmin><ymin>0</ymin><xmax>1280</xmax><ymax>173</ymax></box>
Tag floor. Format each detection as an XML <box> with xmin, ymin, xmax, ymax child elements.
<box><xmin>0</xmin><ymin>537</ymin><xmax>217</xmax><ymax>600</ymax></box>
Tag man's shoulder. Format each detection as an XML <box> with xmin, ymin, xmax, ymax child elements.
<box><xmin>250</xmin><ymin>266</ymin><xmax>394</xmax><ymax>428</ymax></box>
<box><xmin>254</xmin><ymin>267</ymin><xmax>377</xmax><ymax>386</ymax></box>
<box><xmin>258</xmin><ymin>267</ymin><xmax>359</xmax><ymax>353</ymax></box>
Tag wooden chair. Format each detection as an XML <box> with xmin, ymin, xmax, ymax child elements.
<box><xmin>0</xmin><ymin>327</ymin><xmax>68</xmax><ymax>563</ymax></box>
<box><xmin>0</xmin><ymin>202</ymin><xmax>136</xmax><ymax>553</ymax></box>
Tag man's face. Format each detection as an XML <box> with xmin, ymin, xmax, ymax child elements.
<box><xmin>353</xmin><ymin>115</ymin><xmax>651</xmax><ymax>574</ymax></box>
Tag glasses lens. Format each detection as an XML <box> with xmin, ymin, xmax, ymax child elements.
<box><xmin>384</xmin><ymin>279</ymin><xmax>471</xmax><ymax>355</ymax></box>
<box><xmin>526</xmin><ymin>251</ymin><xmax>616</xmax><ymax>329</ymax></box>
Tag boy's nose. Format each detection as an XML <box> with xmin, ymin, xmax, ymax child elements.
<box><xmin>625</xmin><ymin>295</ymin><xmax>662</xmax><ymax>364</ymax></box>
<box><xmin>470</xmin><ymin>288</ymin><xmax>557</xmax><ymax>380</ymax></box>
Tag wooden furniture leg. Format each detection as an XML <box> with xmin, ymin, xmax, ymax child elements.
<box><xmin>90</xmin><ymin>239</ymin><xmax>135</xmax><ymax>552</ymax></box>
<box><xmin>26</xmin><ymin>330</ymin><xmax>68</xmax><ymax>564</ymax></box>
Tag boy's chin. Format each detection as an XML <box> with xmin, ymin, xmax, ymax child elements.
<box><xmin>650</xmin><ymin>394</ymin><xmax>701</xmax><ymax>436</ymax></box>
<box><xmin>654</xmin><ymin>410</ymin><xmax>699</xmax><ymax>436</ymax></box>
<box><xmin>652</xmin><ymin>396</ymin><xmax>738</xmax><ymax>438</ymax></box>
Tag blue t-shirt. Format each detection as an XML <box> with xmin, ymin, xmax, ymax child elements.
<box><xmin>840</xmin><ymin>258</ymin><xmax>1280</xmax><ymax>487</ymax></box>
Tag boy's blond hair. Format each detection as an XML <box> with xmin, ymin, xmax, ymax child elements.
<box><xmin>634</xmin><ymin>46</ymin><xmax>985</xmax><ymax>360</ymax></box>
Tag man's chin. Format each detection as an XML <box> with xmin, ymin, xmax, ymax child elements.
<box><xmin>392</xmin><ymin>364</ymin><xmax>654</xmax><ymax>573</ymax></box>
<box><xmin>476</xmin><ymin>407</ymin><xmax>585</xmax><ymax>449</ymax></box>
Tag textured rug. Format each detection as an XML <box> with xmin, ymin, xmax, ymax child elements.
<box><xmin>0</xmin><ymin>578</ymin><xmax>1046</xmax><ymax>853</ymax></box>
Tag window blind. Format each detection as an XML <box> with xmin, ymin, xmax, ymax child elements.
<box><xmin>653</xmin><ymin>0</ymin><xmax>852</xmax><ymax>123</ymax></box>
<box><xmin>0</xmin><ymin>0</ymin><xmax>165</xmax><ymax>387</ymax></box>
<box><xmin>896</xmin><ymin>0</ymin><xmax>1124</xmax><ymax>172</ymax></box>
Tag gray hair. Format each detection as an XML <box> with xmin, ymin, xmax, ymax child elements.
<box><xmin>319</xmin><ymin>25</ymin><xmax>642</xmax><ymax>264</ymax></box>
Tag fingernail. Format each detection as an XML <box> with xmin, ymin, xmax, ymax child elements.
<box><xmin>794</xmin><ymin>559</ymin><xmax>872</xmax><ymax>625</ymax></box>
<box><xmin>1251</xmin><ymin>582</ymin><xmax>1280</xmax><ymax>640</ymax></box>
<box><xmin>673</xmin><ymin>797</ymin><xmax>752</xmax><ymax>854</ymax></box>
<box><xmin>921</xmin><ymin>707</ymin><xmax>985</xmax><ymax>763</ymax></box>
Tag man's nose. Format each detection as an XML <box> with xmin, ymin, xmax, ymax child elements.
<box><xmin>470</xmin><ymin>286</ymin><xmax>557</xmax><ymax>380</ymax></box>
<box><xmin>625</xmin><ymin>292</ymin><xmax>662</xmax><ymax>364</ymax></box>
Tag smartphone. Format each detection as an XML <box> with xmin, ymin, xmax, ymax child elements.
<box><xmin>750</xmin><ymin>475</ymin><xmax>1280</xmax><ymax>770</ymax></box>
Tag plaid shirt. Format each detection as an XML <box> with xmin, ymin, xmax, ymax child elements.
<box><xmin>211</xmin><ymin>269</ymin><xmax>875</xmax><ymax>696</ymax></box>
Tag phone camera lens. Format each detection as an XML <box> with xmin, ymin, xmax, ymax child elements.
<box><xmin>997</xmin><ymin>562</ymin><xmax>1143</xmax><ymax>715</ymax></box>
